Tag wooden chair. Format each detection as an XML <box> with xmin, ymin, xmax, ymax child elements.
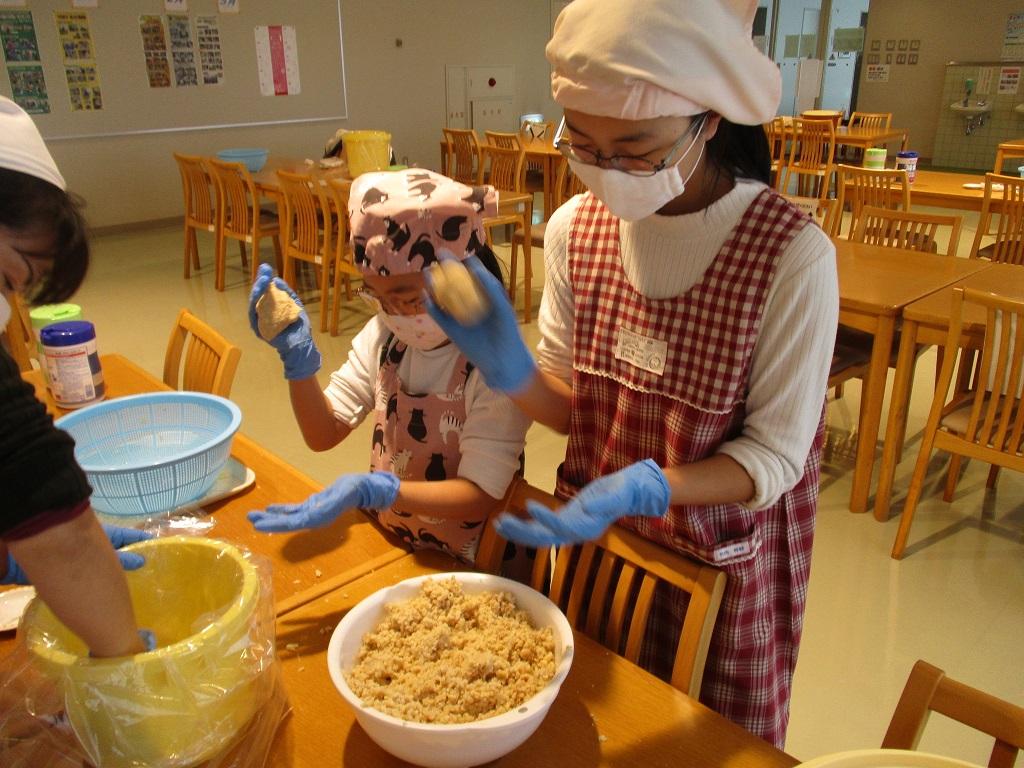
<box><xmin>848</xmin><ymin>111</ymin><xmax>892</xmax><ymax>131</ymax></box>
<box><xmin>172</xmin><ymin>153</ymin><xmax>217</xmax><ymax>280</ymax></box>
<box><xmin>519</xmin><ymin>119</ymin><xmax>554</xmax><ymax>196</ymax></box>
<box><xmin>520</xmin><ymin>119</ymin><xmax>554</xmax><ymax>141</ymax></box>
<box><xmin>476</xmin><ymin>479</ymin><xmax>727</xmax><ymax>699</ymax></box>
<box><xmin>834</xmin><ymin>165</ymin><xmax>910</xmax><ymax>240</ymax></box>
<box><xmin>765</xmin><ymin>117</ymin><xmax>791</xmax><ymax>189</ymax></box>
<box><xmin>478</xmin><ymin>143</ymin><xmax>526</xmax><ymax>249</ymax></box>
<box><xmin>970</xmin><ymin>173</ymin><xmax>1024</xmax><ymax>265</ymax></box>
<box><xmin>891</xmin><ymin>288</ymin><xmax>1024</xmax><ymax>559</ymax></box>
<box><xmin>441</xmin><ymin>127</ymin><xmax>481</xmax><ymax>185</ymax></box>
<box><xmin>206</xmin><ymin>158</ymin><xmax>282</xmax><ymax>291</ymax></box>
<box><xmin>508</xmin><ymin>156</ymin><xmax>586</xmax><ymax>323</ymax></box>
<box><xmin>993</xmin><ymin>143</ymin><xmax>1024</xmax><ymax>175</ymax></box>
<box><xmin>781</xmin><ymin>193</ymin><xmax>839</xmax><ymax>235</ymax></box>
<box><xmin>162</xmin><ymin>308</ymin><xmax>241</xmax><ymax>398</ymax></box>
<box><xmin>779</xmin><ymin>118</ymin><xmax>836</xmax><ymax>201</ymax></box>
<box><xmin>484</xmin><ymin>131</ymin><xmax>522</xmax><ymax>150</ymax></box>
<box><xmin>322</xmin><ymin>177</ymin><xmax>363</xmax><ymax>337</ymax></box>
<box><xmin>852</xmin><ymin>206</ymin><xmax>963</xmax><ymax>256</ymax></box>
<box><xmin>276</xmin><ymin>169</ymin><xmax>337</xmax><ymax>334</ymax></box>
<box><xmin>882</xmin><ymin>660</ymin><xmax>1024</xmax><ymax>766</ymax></box>
<box><xmin>1</xmin><ymin>294</ymin><xmax>36</xmax><ymax>373</ymax></box>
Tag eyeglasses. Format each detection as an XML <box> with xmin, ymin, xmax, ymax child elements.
<box><xmin>553</xmin><ymin>113</ymin><xmax>708</xmax><ymax>177</ymax></box>
<box><xmin>358</xmin><ymin>287</ymin><xmax>426</xmax><ymax>316</ymax></box>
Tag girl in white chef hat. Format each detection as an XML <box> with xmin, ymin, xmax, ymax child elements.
<box><xmin>427</xmin><ymin>0</ymin><xmax>839</xmax><ymax>747</ymax></box>
<box><xmin>0</xmin><ymin>95</ymin><xmax>152</xmax><ymax>657</ymax></box>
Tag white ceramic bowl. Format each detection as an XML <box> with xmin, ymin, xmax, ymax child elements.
<box><xmin>327</xmin><ymin>572</ymin><xmax>574</xmax><ymax>768</ymax></box>
<box><xmin>796</xmin><ymin>749</ymin><xmax>983</xmax><ymax>768</ymax></box>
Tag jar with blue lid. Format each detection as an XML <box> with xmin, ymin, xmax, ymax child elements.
<box><xmin>40</xmin><ymin>320</ymin><xmax>105</xmax><ymax>409</ymax></box>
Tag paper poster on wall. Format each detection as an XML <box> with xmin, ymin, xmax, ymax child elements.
<box><xmin>53</xmin><ymin>10</ymin><xmax>94</xmax><ymax>62</ymax></box>
<box><xmin>7</xmin><ymin>65</ymin><xmax>49</xmax><ymax>113</ymax></box>
<box><xmin>72</xmin><ymin>0</ymin><xmax>99</xmax><ymax>8</ymax></box>
<box><xmin>167</xmin><ymin>14</ymin><xmax>198</xmax><ymax>87</ymax></box>
<box><xmin>65</xmin><ymin>64</ymin><xmax>102</xmax><ymax>110</ymax></box>
<box><xmin>218</xmin><ymin>0</ymin><xmax>239</xmax><ymax>13</ymax></box>
<box><xmin>1002</xmin><ymin>12</ymin><xmax>1024</xmax><ymax>61</ymax></box>
<box><xmin>999</xmin><ymin>66</ymin><xmax>1021</xmax><ymax>95</ymax></box>
<box><xmin>165</xmin><ymin>0</ymin><xmax>187</xmax><ymax>11</ymax></box>
<box><xmin>832</xmin><ymin>27</ymin><xmax>864</xmax><ymax>53</ymax></box>
<box><xmin>139</xmin><ymin>15</ymin><xmax>171</xmax><ymax>88</ymax></box>
<box><xmin>865</xmin><ymin>64</ymin><xmax>889</xmax><ymax>83</ymax></box>
<box><xmin>0</xmin><ymin>1</ymin><xmax>27</xmax><ymax>7</ymax></box>
<box><xmin>976</xmin><ymin>67</ymin><xmax>994</xmax><ymax>95</ymax></box>
<box><xmin>196</xmin><ymin>16</ymin><xmax>224</xmax><ymax>85</ymax></box>
<box><xmin>0</xmin><ymin>9</ymin><xmax>39</xmax><ymax>62</ymax></box>
<box><xmin>254</xmin><ymin>25</ymin><xmax>300</xmax><ymax>96</ymax></box>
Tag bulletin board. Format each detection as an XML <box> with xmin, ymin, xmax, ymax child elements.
<box><xmin>0</xmin><ymin>0</ymin><xmax>347</xmax><ymax>140</ymax></box>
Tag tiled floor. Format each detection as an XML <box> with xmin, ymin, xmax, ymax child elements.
<box><xmin>68</xmin><ymin>207</ymin><xmax>1022</xmax><ymax>764</ymax></box>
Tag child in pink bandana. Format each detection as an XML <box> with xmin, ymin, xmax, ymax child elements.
<box><xmin>246</xmin><ymin>169</ymin><xmax>528</xmax><ymax>564</ymax></box>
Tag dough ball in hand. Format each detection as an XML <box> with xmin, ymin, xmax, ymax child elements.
<box><xmin>428</xmin><ymin>260</ymin><xmax>490</xmax><ymax>325</ymax></box>
<box><xmin>256</xmin><ymin>283</ymin><xmax>303</xmax><ymax>340</ymax></box>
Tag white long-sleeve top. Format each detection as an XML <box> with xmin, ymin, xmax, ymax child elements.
<box><xmin>323</xmin><ymin>316</ymin><xmax>531</xmax><ymax>499</ymax></box>
<box><xmin>536</xmin><ymin>180</ymin><xmax>839</xmax><ymax>510</ymax></box>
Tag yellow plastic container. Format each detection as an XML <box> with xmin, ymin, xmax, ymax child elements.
<box><xmin>344</xmin><ymin>130</ymin><xmax>392</xmax><ymax>177</ymax></box>
<box><xmin>21</xmin><ymin>537</ymin><xmax>270</xmax><ymax>768</ymax></box>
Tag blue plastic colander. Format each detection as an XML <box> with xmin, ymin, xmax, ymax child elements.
<box><xmin>55</xmin><ymin>392</ymin><xmax>242</xmax><ymax>516</ymax></box>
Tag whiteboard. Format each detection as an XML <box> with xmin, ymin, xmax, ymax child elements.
<box><xmin>0</xmin><ymin>0</ymin><xmax>347</xmax><ymax>140</ymax></box>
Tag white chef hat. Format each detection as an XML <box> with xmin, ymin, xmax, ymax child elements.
<box><xmin>546</xmin><ymin>0</ymin><xmax>781</xmax><ymax>125</ymax></box>
<box><xmin>0</xmin><ymin>95</ymin><xmax>66</xmax><ymax>190</ymax></box>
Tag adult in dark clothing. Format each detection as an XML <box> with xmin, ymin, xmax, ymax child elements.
<box><xmin>0</xmin><ymin>95</ymin><xmax>149</xmax><ymax>657</ymax></box>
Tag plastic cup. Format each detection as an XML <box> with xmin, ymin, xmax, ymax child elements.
<box><xmin>863</xmin><ymin>148</ymin><xmax>887</xmax><ymax>170</ymax></box>
<box><xmin>895</xmin><ymin>151</ymin><xmax>919</xmax><ymax>183</ymax></box>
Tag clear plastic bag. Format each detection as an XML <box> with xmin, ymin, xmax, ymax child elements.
<box><xmin>0</xmin><ymin>537</ymin><xmax>287</xmax><ymax>768</ymax></box>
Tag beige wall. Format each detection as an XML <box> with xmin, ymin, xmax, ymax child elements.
<box><xmin>39</xmin><ymin>1</ymin><xmax>556</xmax><ymax>229</ymax></box>
<box><xmin>857</xmin><ymin>0</ymin><xmax>1023</xmax><ymax>160</ymax></box>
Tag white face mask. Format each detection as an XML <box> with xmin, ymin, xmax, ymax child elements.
<box><xmin>380</xmin><ymin>311</ymin><xmax>449</xmax><ymax>351</ymax></box>
<box><xmin>568</xmin><ymin>122</ymin><xmax>706</xmax><ymax>222</ymax></box>
<box><xmin>0</xmin><ymin>293</ymin><xmax>10</xmax><ymax>330</ymax></box>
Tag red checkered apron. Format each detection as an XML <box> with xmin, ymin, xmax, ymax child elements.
<box><xmin>554</xmin><ymin>190</ymin><xmax>824</xmax><ymax>747</ymax></box>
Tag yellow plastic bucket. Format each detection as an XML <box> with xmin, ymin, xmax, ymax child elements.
<box><xmin>344</xmin><ymin>130</ymin><xmax>392</xmax><ymax>177</ymax></box>
<box><xmin>21</xmin><ymin>537</ymin><xmax>270</xmax><ymax>768</ymax></box>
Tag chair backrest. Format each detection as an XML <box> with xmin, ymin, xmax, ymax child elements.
<box><xmin>484</xmin><ymin>131</ymin><xmax>522</xmax><ymax>150</ymax></box>
<box><xmin>835</xmin><ymin>164</ymin><xmax>910</xmax><ymax>239</ymax></box>
<box><xmin>322</xmin><ymin>176</ymin><xmax>355</xmax><ymax>266</ymax></box>
<box><xmin>764</xmin><ymin>117</ymin><xmax>790</xmax><ymax>184</ymax></box>
<box><xmin>479</xmin><ymin>143</ymin><xmax>524</xmax><ymax>192</ymax></box>
<box><xmin>441</xmin><ymin>128</ymin><xmax>481</xmax><ymax>185</ymax></box>
<box><xmin>788</xmin><ymin>118</ymin><xmax>837</xmax><ymax>170</ymax></box>
<box><xmin>852</xmin><ymin>205</ymin><xmax>963</xmax><ymax>256</ymax></box>
<box><xmin>1</xmin><ymin>294</ymin><xmax>36</xmax><ymax>373</ymax></box>
<box><xmin>163</xmin><ymin>308</ymin><xmax>241</xmax><ymax>398</ymax></box>
<box><xmin>276</xmin><ymin>169</ymin><xmax>331</xmax><ymax>264</ymax></box>
<box><xmin>993</xmin><ymin>145</ymin><xmax>1024</xmax><ymax>174</ymax></box>
<box><xmin>882</xmin><ymin>660</ymin><xmax>1024</xmax><ymax>768</ymax></box>
<box><xmin>552</xmin><ymin>156</ymin><xmax>587</xmax><ymax>209</ymax></box>
<box><xmin>206</xmin><ymin>158</ymin><xmax>257</xmax><ymax>237</ymax></box>
<box><xmin>173</xmin><ymin>153</ymin><xmax>216</xmax><ymax>227</ymax></box>
<box><xmin>970</xmin><ymin>172</ymin><xmax>1024</xmax><ymax>264</ymax></box>
<box><xmin>849</xmin><ymin>111</ymin><xmax>892</xmax><ymax>131</ymax></box>
<box><xmin>782</xmin><ymin>194</ymin><xmax>839</xmax><ymax>236</ymax></box>
<box><xmin>476</xmin><ymin>479</ymin><xmax>727</xmax><ymax>699</ymax></box>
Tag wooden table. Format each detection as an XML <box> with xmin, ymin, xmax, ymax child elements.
<box><xmin>834</xmin><ymin>240</ymin><xmax>990</xmax><ymax>513</ymax></box>
<box><xmin>872</xmin><ymin>262</ymin><xmax>1024</xmax><ymax>520</ymax></box>
<box><xmin>269</xmin><ymin>551</ymin><xmax>799</xmax><ymax>767</ymax></box>
<box><xmin>16</xmin><ymin>354</ymin><xmax>409</xmax><ymax>609</ymax></box>
<box><xmin>995</xmin><ymin>138</ymin><xmax>1024</xmax><ymax>174</ymax></box>
<box><xmin>834</xmin><ymin>125</ymin><xmax>909</xmax><ymax>152</ymax></box>
<box><xmin>252</xmin><ymin>155</ymin><xmax>352</xmax><ymax>200</ymax></box>
<box><xmin>521</xmin><ymin>133</ymin><xmax>562</xmax><ymax>221</ymax></box>
<box><xmin>906</xmin><ymin>169</ymin><xmax>989</xmax><ymax>211</ymax></box>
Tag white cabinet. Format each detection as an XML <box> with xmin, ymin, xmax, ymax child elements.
<box><xmin>446</xmin><ymin>65</ymin><xmax>516</xmax><ymax>132</ymax></box>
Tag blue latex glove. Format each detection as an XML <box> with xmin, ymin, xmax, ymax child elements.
<box><xmin>138</xmin><ymin>629</ymin><xmax>157</xmax><ymax>652</ymax></box>
<box><xmin>248</xmin><ymin>263</ymin><xmax>322</xmax><ymax>381</ymax></box>
<box><xmin>247</xmin><ymin>471</ymin><xmax>401</xmax><ymax>532</ymax></box>
<box><xmin>494</xmin><ymin>459</ymin><xmax>671</xmax><ymax>547</ymax></box>
<box><xmin>2</xmin><ymin>524</ymin><xmax>152</xmax><ymax>586</ymax></box>
<box><xmin>425</xmin><ymin>256</ymin><xmax>537</xmax><ymax>394</ymax></box>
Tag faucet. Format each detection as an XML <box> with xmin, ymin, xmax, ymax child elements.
<box><xmin>963</xmin><ymin>78</ymin><xmax>974</xmax><ymax>107</ymax></box>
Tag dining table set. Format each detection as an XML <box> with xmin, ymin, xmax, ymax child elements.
<box><xmin>0</xmin><ymin>353</ymin><xmax>798</xmax><ymax>767</ymax></box>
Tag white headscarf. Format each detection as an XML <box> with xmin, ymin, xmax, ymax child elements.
<box><xmin>546</xmin><ymin>0</ymin><xmax>781</xmax><ymax>125</ymax></box>
<box><xmin>0</xmin><ymin>96</ymin><xmax>65</xmax><ymax>190</ymax></box>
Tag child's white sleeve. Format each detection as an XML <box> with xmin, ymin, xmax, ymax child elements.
<box><xmin>323</xmin><ymin>319</ymin><xmax>385</xmax><ymax>428</ymax></box>
<box><xmin>457</xmin><ymin>372</ymin><xmax>531</xmax><ymax>499</ymax></box>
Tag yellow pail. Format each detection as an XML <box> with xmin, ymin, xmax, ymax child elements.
<box><xmin>21</xmin><ymin>537</ymin><xmax>271</xmax><ymax>768</ymax></box>
<box><xmin>344</xmin><ymin>130</ymin><xmax>392</xmax><ymax>177</ymax></box>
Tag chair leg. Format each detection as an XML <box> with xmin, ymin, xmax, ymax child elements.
<box><xmin>508</xmin><ymin>238</ymin><xmax>519</xmax><ymax>304</ymax></box>
<box><xmin>523</xmin><ymin>231</ymin><xmax>533</xmax><ymax>324</ymax></box>
<box><xmin>942</xmin><ymin>454</ymin><xmax>963</xmax><ymax>502</ymax></box>
<box><xmin>891</xmin><ymin>430</ymin><xmax>942</xmax><ymax>560</ymax></box>
<box><xmin>320</xmin><ymin>257</ymin><xmax>330</xmax><ymax>333</ymax></box>
<box><xmin>330</xmin><ymin>261</ymin><xmax>342</xmax><ymax>337</ymax></box>
<box><xmin>272</xmin><ymin>236</ymin><xmax>283</xmax><ymax>277</ymax></box>
<box><xmin>986</xmin><ymin>465</ymin><xmax>1000</xmax><ymax>489</ymax></box>
<box><xmin>184</xmin><ymin>228</ymin><xmax>197</xmax><ymax>278</ymax></box>
<box><xmin>214</xmin><ymin>234</ymin><xmax>225</xmax><ymax>291</ymax></box>
<box><xmin>238</xmin><ymin>240</ymin><xmax>248</xmax><ymax>270</ymax></box>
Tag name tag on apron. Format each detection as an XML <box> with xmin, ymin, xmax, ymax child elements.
<box><xmin>614</xmin><ymin>327</ymin><xmax>668</xmax><ymax>376</ymax></box>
